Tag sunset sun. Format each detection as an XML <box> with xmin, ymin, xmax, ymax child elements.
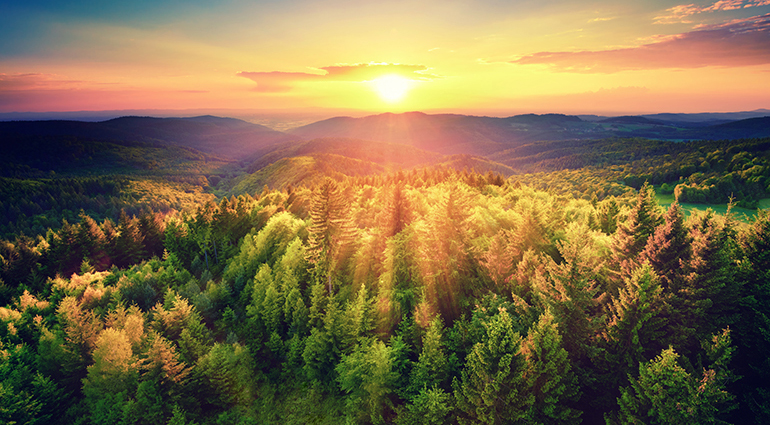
<box><xmin>371</xmin><ymin>75</ymin><xmax>412</xmax><ymax>103</ymax></box>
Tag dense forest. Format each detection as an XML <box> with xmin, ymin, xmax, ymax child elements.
<box><xmin>2</xmin><ymin>164</ymin><xmax>770</xmax><ymax>424</ymax></box>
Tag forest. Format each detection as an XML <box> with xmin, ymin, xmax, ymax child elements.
<box><xmin>2</xmin><ymin>113</ymin><xmax>770</xmax><ymax>424</ymax></box>
<box><xmin>2</xmin><ymin>163</ymin><xmax>770</xmax><ymax>424</ymax></box>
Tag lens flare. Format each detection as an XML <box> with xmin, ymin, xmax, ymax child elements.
<box><xmin>371</xmin><ymin>75</ymin><xmax>412</xmax><ymax>103</ymax></box>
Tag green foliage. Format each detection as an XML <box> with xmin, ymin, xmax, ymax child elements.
<box><xmin>395</xmin><ymin>385</ymin><xmax>452</xmax><ymax>425</ymax></box>
<box><xmin>613</xmin><ymin>337</ymin><xmax>736</xmax><ymax>425</ymax></box>
<box><xmin>521</xmin><ymin>309</ymin><xmax>581</xmax><ymax>424</ymax></box>
<box><xmin>453</xmin><ymin>309</ymin><xmax>531</xmax><ymax>424</ymax></box>
<box><xmin>336</xmin><ymin>338</ymin><xmax>398</xmax><ymax>424</ymax></box>
<box><xmin>0</xmin><ymin>164</ymin><xmax>758</xmax><ymax>424</ymax></box>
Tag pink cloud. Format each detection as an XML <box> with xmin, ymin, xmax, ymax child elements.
<box><xmin>512</xmin><ymin>13</ymin><xmax>770</xmax><ymax>73</ymax></box>
<box><xmin>237</xmin><ymin>63</ymin><xmax>435</xmax><ymax>92</ymax></box>
<box><xmin>236</xmin><ymin>71</ymin><xmax>324</xmax><ymax>92</ymax></box>
<box><xmin>0</xmin><ymin>73</ymin><xmax>84</xmax><ymax>91</ymax></box>
<box><xmin>655</xmin><ymin>0</ymin><xmax>770</xmax><ymax>24</ymax></box>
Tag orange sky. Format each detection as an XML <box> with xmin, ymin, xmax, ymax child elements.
<box><xmin>1</xmin><ymin>0</ymin><xmax>769</xmax><ymax>116</ymax></box>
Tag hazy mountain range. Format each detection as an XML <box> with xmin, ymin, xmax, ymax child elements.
<box><xmin>2</xmin><ymin>110</ymin><xmax>769</xmax><ymax>190</ymax></box>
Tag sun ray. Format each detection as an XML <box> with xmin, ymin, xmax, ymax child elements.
<box><xmin>371</xmin><ymin>75</ymin><xmax>412</xmax><ymax>103</ymax></box>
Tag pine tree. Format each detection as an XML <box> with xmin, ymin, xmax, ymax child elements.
<box><xmin>410</xmin><ymin>316</ymin><xmax>448</xmax><ymax>394</ymax></box>
<box><xmin>601</xmin><ymin>263</ymin><xmax>668</xmax><ymax>405</ymax></box>
<box><xmin>521</xmin><ymin>309</ymin><xmax>581</xmax><ymax>424</ymax></box>
<box><xmin>735</xmin><ymin>209</ymin><xmax>770</xmax><ymax>422</ymax></box>
<box><xmin>614</xmin><ymin>336</ymin><xmax>736</xmax><ymax>425</ymax></box>
<box><xmin>306</xmin><ymin>178</ymin><xmax>356</xmax><ymax>294</ymax></box>
<box><xmin>453</xmin><ymin>310</ymin><xmax>532</xmax><ymax>425</ymax></box>
<box><xmin>383</xmin><ymin>180</ymin><xmax>412</xmax><ymax>238</ymax></box>
<box><xmin>612</xmin><ymin>183</ymin><xmax>663</xmax><ymax>277</ymax></box>
<box><xmin>336</xmin><ymin>339</ymin><xmax>398</xmax><ymax>424</ymax></box>
<box><xmin>480</xmin><ymin>229</ymin><xmax>519</xmax><ymax>288</ymax></box>
<box><xmin>641</xmin><ymin>200</ymin><xmax>691</xmax><ymax>290</ymax></box>
<box><xmin>113</xmin><ymin>210</ymin><xmax>146</xmax><ymax>268</ymax></box>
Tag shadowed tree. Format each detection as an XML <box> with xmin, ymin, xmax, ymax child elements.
<box><xmin>641</xmin><ymin>200</ymin><xmax>691</xmax><ymax>290</ymax></box>
<box><xmin>336</xmin><ymin>339</ymin><xmax>398</xmax><ymax>424</ymax></box>
<box><xmin>113</xmin><ymin>210</ymin><xmax>147</xmax><ymax>269</ymax></box>
<box><xmin>735</xmin><ymin>209</ymin><xmax>770</xmax><ymax>422</ymax></box>
<box><xmin>613</xmin><ymin>330</ymin><xmax>736</xmax><ymax>425</ymax></box>
<box><xmin>453</xmin><ymin>309</ymin><xmax>531</xmax><ymax>425</ymax></box>
<box><xmin>307</xmin><ymin>178</ymin><xmax>357</xmax><ymax>294</ymax></box>
<box><xmin>612</xmin><ymin>183</ymin><xmax>663</xmax><ymax>278</ymax></box>
<box><xmin>521</xmin><ymin>309</ymin><xmax>582</xmax><ymax>424</ymax></box>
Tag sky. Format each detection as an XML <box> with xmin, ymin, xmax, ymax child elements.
<box><xmin>1</xmin><ymin>0</ymin><xmax>770</xmax><ymax>116</ymax></box>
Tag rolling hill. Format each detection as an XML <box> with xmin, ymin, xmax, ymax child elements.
<box><xmin>0</xmin><ymin>115</ymin><xmax>296</xmax><ymax>160</ymax></box>
<box><xmin>288</xmin><ymin>111</ymin><xmax>770</xmax><ymax>156</ymax></box>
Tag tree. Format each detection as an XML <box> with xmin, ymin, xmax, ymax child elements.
<box><xmin>453</xmin><ymin>310</ymin><xmax>532</xmax><ymax>425</ymax></box>
<box><xmin>521</xmin><ymin>309</ymin><xmax>581</xmax><ymax>424</ymax></box>
<box><xmin>641</xmin><ymin>201</ymin><xmax>691</xmax><ymax>290</ymax></box>
<box><xmin>612</xmin><ymin>183</ymin><xmax>663</xmax><ymax>277</ymax></box>
<box><xmin>735</xmin><ymin>209</ymin><xmax>770</xmax><ymax>422</ymax></box>
<box><xmin>396</xmin><ymin>385</ymin><xmax>452</xmax><ymax>425</ymax></box>
<box><xmin>306</xmin><ymin>178</ymin><xmax>357</xmax><ymax>294</ymax></box>
<box><xmin>195</xmin><ymin>343</ymin><xmax>255</xmax><ymax>411</ymax></box>
<box><xmin>409</xmin><ymin>316</ymin><xmax>448</xmax><ymax>394</ymax></box>
<box><xmin>602</xmin><ymin>264</ymin><xmax>668</xmax><ymax>392</ymax></box>
<box><xmin>113</xmin><ymin>210</ymin><xmax>147</xmax><ymax>268</ymax></box>
<box><xmin>613</xmin><ymin>330</ymin><xmax>736</xmax><ymax>425</ymax></box>
<box><xmin>382</xmin><ymin>180</ymin><xmax>412</xmax><ymax>238</ymax></box>
<box><xmin>336</xmin><ymin>339</ymin><xmax>398</xmax><ymax>424</ymax></box>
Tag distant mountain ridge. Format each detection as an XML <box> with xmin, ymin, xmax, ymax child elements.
<box><xmin>0</xmin><ymin>115</ymin><xmax>295</xmax><ymax>160</ymax></box>
<box><xmin>288</xmin><ymin>111</ymin><xmax>770</xmax><ymax>153</ymax></box>
<box><xmin>3</xmin><ymin>111</ymin><xmax>770</xmax><ymax>190</ymax></box>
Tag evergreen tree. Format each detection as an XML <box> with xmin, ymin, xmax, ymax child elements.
<box><xmin>600</xmin><ymin>264</ymin><xmax>668</xmax><ymax>411</ymax></box>
<box><xmin>409</xmin><ymin>316</ymin><xmax>448</xmax><ymax>394</ymax></box>
<box><xmin>641</xmin><ymin>200</ymin><xmax>691</xmax><ymax>289</ymax></box>
<box><xmin>113</xmin><ymin>210</ymin><xmax>147</xmax><ymax>269</ymax></box>
<box><xmin>735</xmin><ymin>209</ymin><xmax>770</xmax><ymax>422</ymax></box>
<box><xmin>612</xmin><ymin>183</ymin><xmax>663</xmax><ymax>277</ymax></box>
<box><xmin>613</xmin><ymin>334</ymin><xmax>736</xmax><ymax>425</ymax></box>
<box><xmin>521</xmin><ymin>309</ymin><xmax>582</xmax><ymax>424</ymax></box>
<box><xmin>336</xmin><ymin>339</ymin><xmax>398</xmax><ymax>424</ymax></box>
<box><xmin>453</xmin><ymin>310</ymin><xmax>531</xmax><ymax>425</ymax></box>
<box><xmin>306</xmin><ymin>178</ymin><xmax>356</xmax><ymax>294</ymax></box>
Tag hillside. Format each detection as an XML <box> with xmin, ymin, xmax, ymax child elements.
<box><xmin>1</xmin><ymin>167</ymin><xmax>767</xmax><ymax>424</ymax></box>
<box><xmin>288</xmin><ymin>112</ymin><xmax>523</xmax><ymax>155</ymax></box>
<box><xmin>0</xmin><ymin>115</ymin><xmax>296</xmax><ymax>160</ymax></box>
<box><xmin>227</xmin><ymin>153</ymin><xmax>388</xmax><ymax>195</ymax></box>
<box><xmin>288</xmin><ymin>111</ymin><xmax>770</xmax><ymax>153</ymax></box>
<box><xmin>247</xmin><ymin>137</ymin><xmax>442</xmax><ymax>173</ymax></box>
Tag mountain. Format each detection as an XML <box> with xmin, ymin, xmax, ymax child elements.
<box><xmin>248</xmin><ymin>137</ymin><xmax>442</xmax><ymax>173</ymax></box>
<box><xmin>227</xmin><ymin>153</ymin><xmax>389</xmax><ymax>195</ymax></box>
<box><xmin>599</xmin><ymin>116</ymin><xmax>667</xmax><ymax>125</ymax></box>
<box><xmin>641</xmin><ymin>109</ymin><xmax>770</xmax><ymax>124</ymax></box>
<box><xmin>438</xmin><ymin>154</ymin><xmax>516</xmax><ymax>176</ymax></box>
<box><xmin>288</xmin><ymin>111</ymin><xmax>598</xmax><ymax>155</ymax></box>
<box><xmin>0</xmin><ymin>116</ymin><xmax>296</xmax><ymax>160</ymax></box>
<box><xmin>288</xmin><ymin>111</ymin><xmax>770</xmax><ymax>157</ymax></box>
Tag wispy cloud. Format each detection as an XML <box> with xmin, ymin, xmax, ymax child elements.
<box><xmin>0</xmin><ymin>73</ymin><xmax>84</xmax><ymax>91</ymax></box>
<box><xmin>511</xmin><ymin>13</ymin><xmax>770</xmax><ymax>73</ymax></box>
<box><xmin>237</xmin><ymin>63</ymin><xmax>436</xmax><ymax>93</ymax></box>
<box><xmin>655</xmin><ymin>0</ymin><xmax>770</xmax><ymax>24</ymax></box>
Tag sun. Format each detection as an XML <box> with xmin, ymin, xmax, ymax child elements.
<box><xmin>371</xmin><ymin>75</ymin><xmax>412</xmax><ymax>103</ymax></box>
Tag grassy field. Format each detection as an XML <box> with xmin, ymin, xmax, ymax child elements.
<box><xmin>655</xmin><ymin>191</ymin><xmax>768</xmax><ymax>223</ymax></box>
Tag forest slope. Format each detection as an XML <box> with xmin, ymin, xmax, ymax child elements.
<box><xmin>0</xmin><ymin>116</ymin><xmax>296</xmax><ymax>160</ymax></box>
<box><xmin>1</xmin><ymin>169</ymin><xmax>769</xmax><ymax>424</ymax></box>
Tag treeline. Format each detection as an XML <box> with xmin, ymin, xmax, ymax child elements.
<box><xmin>0</xmin><ymin>176</ymin><xmax>216</xmax><ymax>239</ymax></box>
<box><xmin>494</xmin><ymin>137</ymin><xmax>770</xmax><ymax>207</ymax></box>
<box><xmin>1</xmin><ymin>167</ymin><xmax>769</xmax><ymax>424</ymax></box>
<box><xmin>0</xmin><ymin>135</ymin><xmax>229</xmax><ymax>179</ymax></box>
